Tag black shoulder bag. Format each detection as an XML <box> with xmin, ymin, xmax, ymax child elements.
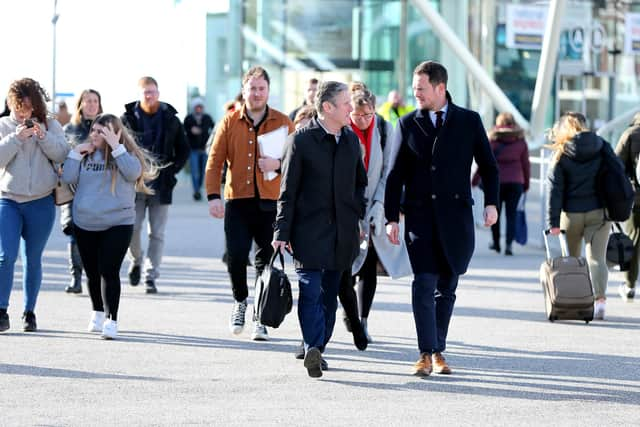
<box><xmin>255</xmin><ymin>251</ymin><xmax>293</xmax><ymax>328</ymax></box>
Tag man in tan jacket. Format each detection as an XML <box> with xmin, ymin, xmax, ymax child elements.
<box><xmin>205</xmin><ymin>66</ymin><xmax>294</xmax><ymax>341</ymax></box>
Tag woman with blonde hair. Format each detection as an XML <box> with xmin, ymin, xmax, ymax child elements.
<box><xmin>0</xmin><ymin>78</ymin><xmax>69</xmax><ymax>332</ymax></box>
<box><xmin>546</xmin><ymin>111</ymin><xmax>611</xmax><ymax>319</ymax></box>
<box><xmin>61</xmin><ymin>89</ymin><xmax>103</xmax><ymax>294</ymax></box>
<box><xmin>62</xmin><ymin>114</ymin><xmax>158</xmax><ymax>339</ymax></box>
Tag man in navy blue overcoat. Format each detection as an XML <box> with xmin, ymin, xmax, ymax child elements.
<box><xmin>385</xmin><ymin>61</ymin><xmax>499</xmax><ymax>377</ymax></box>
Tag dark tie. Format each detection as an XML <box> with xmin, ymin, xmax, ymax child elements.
<box><xmin>435</xmin><ymin>111</ymin><xmax>444</xmax><ymax>129</ymax></box>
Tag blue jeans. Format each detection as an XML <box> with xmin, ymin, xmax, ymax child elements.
<box><xmin>412</xmin><ymin>272</ymin><xmax>459</xmax><ymax>354</ymax></box>
<box><xmin>296</xmin><ymin>269</ymin><xmax>341</xmax><ymax>352</ymax></box>
<box><xmin>0</xmin><ymin>195</ymin><xmax>56</xmax><ymax>311</ymax></box>
<box><xmin>190</xmin><ymin>150</ymin><xmax>207</xmax><ymax>194</ymax></box>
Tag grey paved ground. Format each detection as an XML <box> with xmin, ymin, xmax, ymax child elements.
<box><xmin>1</xmin><ymin>175</ymin><xmax>639</xmax><ymax>426</ymax></box>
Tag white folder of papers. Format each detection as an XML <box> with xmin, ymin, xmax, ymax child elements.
<box><xmin>257</xmin><ymin>125</ymin><xmax>289</xmax><ymax>181</ymax></box>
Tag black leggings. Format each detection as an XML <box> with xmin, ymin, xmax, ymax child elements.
<box><xmin>339</xmin><ymin>244</ymin><xmax>379</xmax><ymax>320</ymax></box>
<box><xmin>74</xmin><ymin>224</ymin><xmax>133</xmax><ymax>321</ymax></box>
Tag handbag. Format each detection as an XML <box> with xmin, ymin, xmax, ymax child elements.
<box><xmin>606</xmin><ymin>222</ymin><xmax>634</xmax><ymax>271</ymax></box>
<box><xmin>254</xmin><ymin>250</ymin><xmax>292</xmax><ymax>328</ymax></box>
<box><xmin>514</xmin><ymin>193</ymin><xmax>527</xmax><ymax>245</ymax></box>
<box><xmin>50</xmin><ymin>162</ymin><xmax>74</xmax><ymax>206</ymax></box>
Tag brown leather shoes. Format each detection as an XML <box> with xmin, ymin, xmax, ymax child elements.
<box><xmin>432</xmin><ymin>352</ymin><xmax>452</xmax><ymax>374</ymax></box>
<box><xmin>411</xmin><ymin>352</ymin><xmax>433</xmax><ymax>377</ymax></box>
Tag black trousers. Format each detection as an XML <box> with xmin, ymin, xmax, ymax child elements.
<box><xmin>74</xmin><ymin>224</ymin><xmax>133</xmax><ymax>321</ymax></box>
<box><xmin>224</xmin><ymin>199</ymin><xmax>275</xmax><ymax>302</ymax></box>
<box><xmin>491</xmin><ymin>183</ymin><xmax>524</xmax><ymax>248</ymax></box>
<box><xmin>339</xmin><ymin>243</ymin><xmax>379</xmax><ymax>321</ymax></box>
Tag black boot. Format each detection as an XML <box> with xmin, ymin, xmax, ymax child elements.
<box><xmin>294</xmin><ymin>340</ymin><xmax>305</xmax><ymax>359</ymax></box>
<box><xmin>0</xmin><ymin>309</ymin><xmax>9</xmax><ymax>332</ymax></box>
<box><xmin>65</xmin><ymin>242</ymin><xmax>83</xmax><ymax>293</ymax></box>
<box><xmin>22</xmin><ymin>311</ymin><xmax>37</xmax><ymax>332</ymax></box>
<box><xmin>351</xmin><ymin>318</ymin><xmax>368</xmax><ymax>351</ymax></box>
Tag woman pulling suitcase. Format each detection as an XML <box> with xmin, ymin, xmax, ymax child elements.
<box><xmin>545</xmin><ymin>112</ymin><xmax>611</xmax><ymax>320</ymax></box>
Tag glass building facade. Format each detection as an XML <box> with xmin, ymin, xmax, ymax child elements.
<box><xmin>206</xmin><ymin>0</ymin><xmax>640</xmax><ymax>139</ymax></box>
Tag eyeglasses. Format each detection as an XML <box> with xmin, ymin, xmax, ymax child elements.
<box><xmin>142</xmin><ymin>90</ymin><xmax>159</xmax><ymax>96</ymax></box>
<box><xmin>351</xmin><ymin>112</ymin><xmax>374</xmax><ymax>120</ymax></box>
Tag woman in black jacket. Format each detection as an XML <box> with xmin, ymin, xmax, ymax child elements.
<box><xmin>546</xmin><ymin>112</ymin><xmax>610</xmax><ymax>320</ymax></box>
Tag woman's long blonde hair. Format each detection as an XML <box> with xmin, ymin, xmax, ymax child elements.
<box><xmin>545</xmin><ymin>111</ymin><xmax>589</xmax><ymax>161</ymax></box>
<box><xmin>91</xmin><ymin>114</ymin><xmax>159</xmax><ymax>195</ymax></box>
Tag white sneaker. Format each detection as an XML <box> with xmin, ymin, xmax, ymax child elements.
<box><xmin>618</xmin><ymin>284</ymin><xmax>635</xmax><ymax>302</ymax></box>
<box><xmin>88</xmin><ymin>311</ymin><xmax>105</xmax><ymax>333</ymax></box>
<box><xmin>594</xmin><ymin>300</ymin><xmax>606</xmax><ymax>320</ymax></box>
<box><xmin>251</xmin><ymin>321</ymin><xmax>269</xmax><ymax>341</ymax></box>
<box><xmin>229</xmin><ymin>300</ymin><xmax>247</xmax><ymax>335</ymax></box>
<box><xmin>101</xmin><ymin>319</ymin><xmax>118</xmax><ymax>340</ymax></box>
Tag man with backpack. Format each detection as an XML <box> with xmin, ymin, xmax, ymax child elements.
<box><xmin>614</xmin><ymin>112</ymin><xmax>640</xmax><ymax>302</ymax></box>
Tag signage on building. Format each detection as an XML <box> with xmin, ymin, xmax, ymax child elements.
<box><xmin>567</xmin><ymin>23</ymin><xmax>606</xmax><ymax>53</ymax></box>
<box><xmin>625</xmin><ymin>13</ymin><xmax>640</xmax><ymax>55</ymax></box>
<box><xmin>505</xmin><ymin>4</ymin><xmax>546</xmax><ymax>50</ymax></box>
<box><xmin>506</xmin><ymin>3</ymin><xmax>602</xmax><ymax>53</ymax></box>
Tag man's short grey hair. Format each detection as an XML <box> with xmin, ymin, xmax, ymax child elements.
<box><xmin>315</xmin><ymin>81</ymin><xmax>348</xmax><ymax>115</ymax></box>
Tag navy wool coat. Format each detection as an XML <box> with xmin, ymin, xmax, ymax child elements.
<box><xmin>274</xmin><ymin>118</ymin><xmax>368</xmax><ymax>271</ymax></box>
<box><xmin>384</xmin><ymin>95</ymin><xmax>499</xmax><ymax>275</ymax></box>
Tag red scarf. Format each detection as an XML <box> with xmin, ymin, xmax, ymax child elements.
<box><xmin>350</xmin><ymin>120</ymin><xmax>373</xmax><ymax>170</ymax></box>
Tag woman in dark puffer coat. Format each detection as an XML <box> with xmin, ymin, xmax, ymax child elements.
<box><xmin>545</xmin><ymin>112</ymin><xmax>611</xmax><ymax>320</ymax></box>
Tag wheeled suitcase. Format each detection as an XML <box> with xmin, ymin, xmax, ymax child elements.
<box><xmin>540</xmin><ymin>230</ymin><xmax>594</xmax><ymax>323</ymax></box>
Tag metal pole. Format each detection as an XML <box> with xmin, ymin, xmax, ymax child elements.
<box><xmin>608</xmin><ymin>0</ymin><xmax>621</xmax><ymax>126</ymax></box>
<box><xmin>529</xmin><ymin>0</ymin><xmax>567</xmax><ymax>147</ymax></box>
<box><xmin>398</xmin><ymin>0</ymin><xmax>408</xmax><ymax>99</ymax></box>
<box><xmin>408</xmin><ymin>0</ymin><xmax>529</xmax><ymax>132</ymax></box>
<box><xmin>52</xmin><ymin>0</ymin><xmax>59</xmax><ymax>109</ymax></box>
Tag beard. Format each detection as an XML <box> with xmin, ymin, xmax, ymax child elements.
<box><xmin>140</xmin><ymin>100</ymin><xmax>160</xmax><ymax>114</ymax></box>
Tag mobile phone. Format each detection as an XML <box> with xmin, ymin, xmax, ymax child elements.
<box><xmin>24</xmin><ymin>119</ymin><xmax>34</xmax><ymax>128</ymax></box>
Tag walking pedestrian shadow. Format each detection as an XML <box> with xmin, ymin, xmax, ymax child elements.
<box><xmin>372</xmin><ymin>301</ymin><xmax>545</xmax><ymax>323</ymax></box>
<box><xmin>117</xmin><ymin>330</ymin><xmax>301</xmax><ymax>352</ymax></box>
<box><xmin>0</xmin><ymin>363</ymin><xmax>167</xmax><ymax>382</ymax></box>
<box><xmin>321</xmin><ymin>342</ymin><xmax>640</xmax><ymax>405</ymax></box>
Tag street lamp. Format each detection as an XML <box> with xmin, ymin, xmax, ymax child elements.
<box><xmin>52</xmin><ymin>0</ymin><xmax>59</xmax><ymax>109</ymax></box>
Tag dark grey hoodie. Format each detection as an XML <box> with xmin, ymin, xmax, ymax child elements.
<box><xmin>546</xmin><ymin>131</ymin><xmax>610</xmax><ymax>228</ymax></box>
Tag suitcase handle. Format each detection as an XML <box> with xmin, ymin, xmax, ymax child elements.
<box><xmin>543</xmin><ymin>229</ymin><xmax>569</xmax><ymax>260</ymax></box>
